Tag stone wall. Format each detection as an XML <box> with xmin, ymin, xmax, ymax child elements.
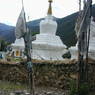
<box><xmin>33</xmin><ymin>63</ymin><xmax>77</xmax><ymax>89</ymax></box>
<box><xmin>0</xmin><ymin>62</ymin><xmax>95</xmax><ymax>90</ymax></box>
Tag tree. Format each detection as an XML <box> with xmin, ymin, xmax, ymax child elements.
<box><xmin>0</xmin><ymin>40</ymin><xmax>9</xmax><ymax>51</ymax></box>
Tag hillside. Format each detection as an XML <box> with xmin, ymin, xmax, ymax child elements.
<box><xmin>0</xmin><ymin>23</ymin><xmax>15</xmax><ymax>43</ymax></box>
<box><xmin>0</xmin><ymin>4</ymin><xmax>95</xmax><ymax>47</ymax></box>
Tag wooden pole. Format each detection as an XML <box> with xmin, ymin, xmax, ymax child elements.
<box><xmin>21</xmin><ymin>0</ymin><xmax>24</xmax><ymax>8</ymax></box>
<box><xmin>77</xmin><ymin>0</ymin><xmax>92</xmax><ymax>94</ymax></box>
<box><xmin>24</xmin><ymin>29</ymin><xmax>35</xmax><ymax>95</ymax></box>
<box><xmin>79</xmin><ymin>0</ymin><xmax>81</xmax><ymax>11</ymax></box>
<box><xmin>85</xmin><ymin>0</ymin><xmax>92</xmax><ymax>82</ymax></box>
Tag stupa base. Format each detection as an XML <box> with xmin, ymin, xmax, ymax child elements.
<box><xmin>32</xmin><ymin>43</ymin><xmax>67</xmax><ymax>60</ymax></box>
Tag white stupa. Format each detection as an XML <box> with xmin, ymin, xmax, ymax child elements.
<box><xmin>32</xmin><ymin>0</ymin><xmax>67</xmax><ymax>60</ymax></box>
<box><xmin>11</xmin><ymin>38</ymin><xmax>25</xmax><ymax>57</ymax></box>
<box><xmin>69</xmin><ymin>17</ymin><xmax>95</xmax><ymax>60</ymax></box>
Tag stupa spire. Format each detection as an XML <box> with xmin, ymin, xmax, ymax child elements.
<box><xmin>47</xmin><ymin>0</ymin><xmax>53</xmax><ymax>15</ymax></box>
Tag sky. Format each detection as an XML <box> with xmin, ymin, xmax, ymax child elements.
<box><xmin>0</xmin><ymin>0</ymin><xmax>95</xmax><ymax>26</ymax></box>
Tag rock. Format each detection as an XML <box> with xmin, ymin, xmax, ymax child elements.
<box><xmin>62</xmin><ymin>92</ymin><xmax>65</xmax><ymax>95</ymax></box>
<box><xmin>14</xmin><ymin>90</ymin><xmax>24</xmax><ymax>95</ymax></box>
<box><xmin>24</xmin><ymin>93</ymin><xmax>31</xmax><ymax>95</ymax></box>
<box><xmin>10</xmin><ymin>93</ymin><xmax>15</xmax><ymax>95</ymax></box>
<box><xmin>0</xmin><ymin>91</ymin><xmax>2</xmax><ymax>95</ymax></box>
<box><xmin>46</xmin><ymin>92</ymin><xmax>53</xmax><ymax>95</ymax></box>
<box><xmin>35</xmin><ymin>92</ymin><xmax>39</xmax><ymax>95</ymax></box>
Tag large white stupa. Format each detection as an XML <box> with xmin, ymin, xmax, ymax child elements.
<box><xmin>32</xmin><ymin>0</ymin><xmax>67</xmax><ymax>60</ymax></box>
<box><xmin>69</xmin><ymin>17</ymin><xmax>95</xmax><ymax>60</ymax></box>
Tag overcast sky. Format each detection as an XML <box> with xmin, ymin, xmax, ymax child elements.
<box><xmin>0</xmin><ymin>0</ymin><xmax>95</xmax><ymax>26</ymax></box>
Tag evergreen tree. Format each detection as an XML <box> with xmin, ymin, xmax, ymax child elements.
<box><xmin>0</xmin><ymin>40</ymin><xmax>9</xmax><ymax>51</ymax></box>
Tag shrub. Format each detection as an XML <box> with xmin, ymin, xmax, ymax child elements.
<box><xmin>69</xmin><ymin>80</ymin><xmax>89</xmax><ymax>95</ymax></box>
<box><xmin>69</xmin><ymin>80</ymin><xmax>77</xmax><ymax>95</ymax></box>
<box><xmin>78</xmin><ymin>83</ymin><xmax>89</xmax><ymax>95</ymax></box>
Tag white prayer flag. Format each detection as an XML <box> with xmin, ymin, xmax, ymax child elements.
<box><xmin>15</xmin><ymin>7</ymin><xmax>27</xmax><ymax>39</ymax></box>
<box><xmin>75</xmin><ymin>0</ymin><xmax>92</xmax><ymax>55</ymax></box>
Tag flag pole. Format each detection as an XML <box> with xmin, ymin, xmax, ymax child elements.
<box><xmin>27</xmin><ymin>16</ymin><xmax>35</xmax><ymax>95</ymax></box>
<box><xmin>20</xmin><ymin>0</ymin><xmax>35</xmax><ymax>94</ymax></box>
<box><xmin>79</xmin><ymin>0</ymin><xmax>81</xmax><ymax>11</ymax></box>
<box><xmin>77</xmin><ymin>0</ymin><xmax>92</xmax><ymax>95</ymax></box>
<box><xmin>22</xmin><ymin>0</ymin><xmax>24</xmax><ymax>8</ymax></box>
<box><xmin>85</xmin><ymin>0</ymin><xmax>92</xmax><ymax>83</ymax></box>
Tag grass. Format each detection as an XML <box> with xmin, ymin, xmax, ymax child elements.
<box><xmin>0</xmin><ymin>56</ymin><xmax>24</xmax><ymax>64</ymax></box>
<box><xmin>0</xmin><ymin>81</ymin><xmax>28</xmax><ymax>91</ymax></box>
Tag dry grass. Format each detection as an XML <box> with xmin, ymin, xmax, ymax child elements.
<box><xmin>0</xmin><ymin>81</ymin><xmax>27</xmax><ymax>91</ymax></box>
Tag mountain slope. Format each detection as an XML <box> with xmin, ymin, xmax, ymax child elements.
<box><xmin>0</xmin><ymin>4</ymin><xmax>95</xmax><ymax>46</ymax></box>
<box><xmin>0</xmin><ymin>23</ymin><xmax>15</xmax><ymax>43</ymax></box>
<box><xmin>56</xmin><ymin>13</ymin><xmax>78</xmax><ymax>47</ymax></box>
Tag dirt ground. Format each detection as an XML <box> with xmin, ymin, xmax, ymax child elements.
<box><xmin>0</xmin><ymin>80</ymin><xmax>68</xmax><ymax>95</ymax></box>
<box><xmin>0</xmin><ymin>80</ymin><xmax>95</xmax><ymax>95</ymax></box>
<box><xmin>0</xmin><ymin>86</ymin><xmax>68</xmax><ymax>95</ymax></box>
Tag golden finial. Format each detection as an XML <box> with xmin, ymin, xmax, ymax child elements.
<box><xmin>47</xmin><ymin>0</ymin><xmax>53</xmax><ymax>15</ymax></box>
<box><xmin>48</xmin><ymin>0</ymin><xmax>52</xmax><ymax>2</ymax></box>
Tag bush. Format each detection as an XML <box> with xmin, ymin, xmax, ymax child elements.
<box><xmin>69</xmin><ymin>80</ymin><xmax>77</xmax><ymax>95</ymax></box>
<box><xmin>62</xmin><ymin>51</ymin><xmax>71</xmax><ymax>59</ymax></box>
<box><xmin>78</xmin><ymin>83</ymin><xmax>89</xmax><ymax>95</ymax></box>
<box><xmin>69</xmin><ymin>80</ymin><xmax>89</xmax><ymax>95</ymax></box>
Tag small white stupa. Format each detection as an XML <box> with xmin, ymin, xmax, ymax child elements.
<box><xmin>11</xmin><ymin>38</ymin><xmax>25</xmax><ymax>57</ymax></box>
<box><xmin>32</xmin><ymin>0</ymin><xmax>67</xmax><ymax>60</ymax></box>
<box><xmin>69</xmin><ymin>17</ymin><xmax>95</xmax><ymax>60</ymax></box>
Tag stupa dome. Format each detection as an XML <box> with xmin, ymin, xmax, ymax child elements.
<box><xmin>40</xmin><ymin>15</ymin><xmax>57</xmax><ymax>35</ymax></box>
